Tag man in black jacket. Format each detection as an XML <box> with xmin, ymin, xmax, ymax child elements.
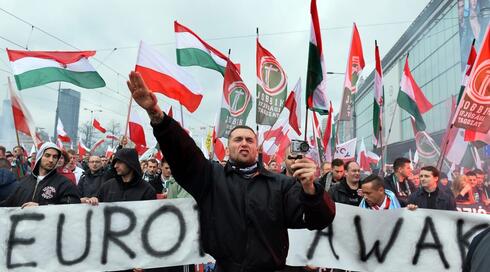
<box><xmin>78</xmin><ymin>155</ymin><xmax>106</xmax><ymax>202</ymax></box>
<box><xmin>94</xmin><ymin>148</ymin><xmax>156</xmax><ymax>204</ymax></box>
<box><xmin>407</xmin><ymin>166</ymin><xmax>456</xmax><ymax>211</ymax></box>
<box><xmin>127</xmin><ymin>71</ymin><xmax>336</xmax><ymax>272</ymax></box>
<box><xmin>0</xmin><ymin>142</ymin><xmax>80</xmax><ymax>207</ymax></box>
<box><xmin>328</xmin><ymin>161</ymin><xmax>363</xmax><ymax>206</ymax></box>
<box><xmin>320</xmin><ymin>158</ymin><xmax>345</xmax><ymax>191</ymax></box>
<box><xmin>383</xmin><ymin>157</ymin><xmax>416</xmax><ymax>207</ymax></box>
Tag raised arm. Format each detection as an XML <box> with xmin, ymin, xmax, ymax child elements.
<box><xmin>126</xmin><ymin>71</ymin><xmax>213</xmax><ymax>202</ymax></box>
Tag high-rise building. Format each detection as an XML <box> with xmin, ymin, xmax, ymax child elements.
<box><xmin>0</xmin><ymin>99</ymin><xmax>16</xmax><ymax>149</ymax></box>
<box><xmin>54</xmin><ymin>88</ymin><xmax>81</xmax><ymax>144</ymax></box>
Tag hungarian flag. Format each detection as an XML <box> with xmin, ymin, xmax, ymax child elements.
<box><xmin>453</xmin><ymin>25</ymin><xmax>490</xmax><ymax>134</ymax></box>
<box><xmin>256</xmin><ymin>39</ymin><xmax>288</xmax><ymax>125</ymax></box>
<box><xmin>175</xmin><ymin>21</ymin><xmax>236</xmax><ymax>76</ymax></box>
<box><xmin>57</xmin><ymin>118</ymin><xmax>71</xmax><ymax>143</ymax></box>
<box><xmin>6</xmin><ymin>49</ymin><xmax>105</xmax><ymax>90</ymax></box>
<box><xmin>323</xmin><ymin>101</ymin><xmax>334</xmax><ymax>162</ymax></box>
<box><xmin>78</xmin><ymin>140</ymin><xmax>90</xmax><ymax>157</ymax></box>
<box><xmin>306</xmin><ymin>0</ymin><xmax>329</xmax><ymax>115</ymax></box>
<box><xmin>357</xmin><ymin>138</ymin><xmax>380</xmax><ymax>171</ymax></box>
<box><xmin>373</xmin><ymin>41</ymin><xmax>384</xmax><ymax>147</ymax></box>
<box><xmin>128</xmin><ymin>105</ymin><xmax>147</xmax><ymax>148</ymax></box>
<box><xmin>339</xmin><ymin>23</ymin><xmax>365</xmax><ymax>121</ymax></box>
<box><xmin>135</xmin><ymin>41</ymin><xmax>203</xmax><ymax>113</ymax></box>
<box><xmin>397</xmin><ymin>56</ymin><xmax>432</xmax><ymax>131</ymax></box>
<box><xmin>216</xmin><ymin>60</ymin><xmax>253</xmax><ymax>138</ymax></box>
<box><xmin>284</xmin><ymin>79</ymin><xmax>302</xmax><ymax>136</ymax></box>
<box><xmin>7</xmin><ymin>78</ymin><xmax>41</xmax><ymax>147</ymax></box>
<box><xmin>92</xmin><ymin>118</ymin><xmax>106</xmax><ymax>133</ymax></box>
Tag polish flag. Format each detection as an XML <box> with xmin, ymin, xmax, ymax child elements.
<box><xmin>105</xmin><ymin>146</ymin><xmax>115</xmax><ymax>158</ymax></box>
<box><xmin>128</xmin><ymin>106</ymin><xmax>147</xmax><ymax>148</ymax></box>
<box><xmin>357</xmin><ymin>138</ymin><xmax>380</xmax><ymax>171</ymax></box>
<box><xmin>78</xmin><ymin>139</ymin><xmax>90</xmax><ymax>157</ymax></box>
<box><xmin>57</xmin><ymin>118</ymin><xmax>71</xmax><ymax>143</ymax></box>
<box><xmin>262</xmin><ymin>117</ymin><xmax>291</xmax><ymax>166</ymax></box>
<box><xmin>92</xmin><ymin>118</ymin><xmax>106</xmax><ymax>133</ymax></box>
<box><xmin>212</xmin><ymin>128</ymin><xmax>226</xmax><ymax>161</ymax></box>
<box><xmin>135</xmin><ymin>41</ymin><xmax>203</xmax><ymax>113</ymax></box>
<box><xmin>284</xmin><ymin>79</ymin><xmax>302</xmax><ymax>135</ymax></box>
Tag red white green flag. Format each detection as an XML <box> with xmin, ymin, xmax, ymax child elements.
<box><xmin>306</xmin><ymin>0</ymin><xmax>329</xmax><ymax>115</ymax></box>
<box><xmin>6</xmin><ymin>49</ymin><xmax>105</xmax><ymax>90</ymax></box>
<box><xmin>256</xmin><ymin>39</ymin><xmax>288</xmax><ymax>125</ymax></box>
<box><xmin>216</xmin><ymin>61</ymin><xmax>253</xmax><ymax>138</ymax></box>
<box><xmin>175</xmin><ymin>21</ymin><xmax>236</xmax><ymax>76</ymax></box>
<box><xmin>397</xmin><ymin>56</ymin><xmax>432</xmax><ymax>131</ymax></box>
<box><xmin>373</xmin><ymin>41</ymin><xmax>384</xmax><ymax>146</ymax></box>
<box><xmin>339</xmin><ymin>23</ymin><xmax>365</xmax><ymax>121</ymax></box>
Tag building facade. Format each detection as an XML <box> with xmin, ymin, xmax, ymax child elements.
<box><xmin>339</xmin><ymin>0</ymin><xmax>465</xmax><ymax>163</ymax></box>
<box><xmin>54</xmin><ymin>88</ymin><xmax>81</xmax><ymax>144</ymax></box>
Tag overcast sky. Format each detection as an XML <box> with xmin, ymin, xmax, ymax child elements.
<box><xmin>0</xmin><ymin>0</ymin><xmax>430</xmax><ymax>145</ymax></box>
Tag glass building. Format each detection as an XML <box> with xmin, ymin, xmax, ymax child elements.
<box><xmin>338</xmin><ymin>0</ymin><xmax>469</xmax><ymax>163</ymax></box>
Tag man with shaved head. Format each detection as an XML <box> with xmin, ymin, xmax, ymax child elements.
<box><xmin>78</xmin><ymin>155</ymin><xmax>106</xmax><ymax>204</ymax></box>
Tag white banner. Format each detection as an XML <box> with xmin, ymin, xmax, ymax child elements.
<box><xmin>1</xmin><ymin>200</ymin><xmax>489</xmax><ymax>271</ymax></box>
<box><xmin>334</xmin><ymin>137</ymin><xmax>357</xmax><ymax>161</ymax></box>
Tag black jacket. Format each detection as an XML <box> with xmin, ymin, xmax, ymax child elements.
<box><xmin>0</xmin><ymin>143</ymin><xmax>81</xmax><ymax>207</ymax></box>
<box><xmin>407</xmin><ymin>187</ymin><xmax>457</xmax><ymax>211</ymax></box>
<box><xmin>0</xmin><ymin>168</ymin><xmax>19</xmax><ymax>202</ymax></box>
<box><xmin>77</xmin><ymin>169</ymin><xmax>106</xmax><ymax>197</ymax></box>
<box><xmin>143</xmin><ymin>172</ymin><xmax>165</xmax><ymax>194</ymax></box>
<box><xmin>384</xmin><ymin>173</ymin><xmax>416</xmax><ymax>207</ymax></box>
<box><xmin>97</xmin><ymin>148</ymin><xmax>156</xmax><ymax>202</ymax></box>
<box><xmin>328</xmin><ymin>180</ymin><xmax>362</xmax><ymax>206</ymax></box>
<box><xmin>152</xmin><ymin>115</ymin><xmax>336</xmax><ymax>272</ymax></box>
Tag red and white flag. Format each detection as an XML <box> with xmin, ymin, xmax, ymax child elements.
<box><xmin>262</xmin><ymin>117</ymin><xmax>291</xmax><ymax>166</ymax></box>
<box><xmin>357</xmin><ymin>138</ymin><xmax>380</xmax><ymax>171</ymax></box>
<box><xmin>373</xmin><ymin>41</ymin><xmax>384</xmax><ymax>146</ymax></box>
<box><xmin>212</xmin><ymin>128</ymin><xmax>226</xmax><ymax>161</ymax></box>
<box><xmin>92</xmin><ymin>118</ymin><xmax>106</xmax><ymax>133</ymax></box>
<box><xmin>453</xmin><ymin>26</ymin><xmax>490</xmax><ymax>134</ymax></box>
<box><xmin>78</xmin><ymin>140</ymin><xmax>90</xmax><ymax>157</ymax></box>
<box><xmin>135</xmin><ymin>41</ymin><xmax>203</xmax><ymax>112</ymax></box>
<box><xmin>339</xmin><ymin>23</ymin><xmax>365</xmax><ymax>121</ymax></box>
<box><xmin>284</xmin><ymin>79</ymin><xmax>302</xmax><ymax>136</ymax></box>
<box><xmin>7</xmin><ymin>78</ymin><xmax>41</xmax><ymax>147</ymax></box>
<box><xmin>105</xmin><ymin>145</ymin><xmax>116</xmax><ymax>159</ymax></box>
<box><xmin>57</xmin><ymin>118</ymin><xmax>71</xmax><ymax>143</ymax></box>
<box><xmin>334</xmin><ymin>138</ymin><xmax>357</xmax><ymax>162</ymax></box>
<box><xmin>128</xmin><ymin>105</ymin><xmax>147</xmax><ymax>148</ymax></box>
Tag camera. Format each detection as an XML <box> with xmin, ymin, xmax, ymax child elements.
<box><xmin>289</xmin><ymin>140</ymin><xmax>310</xmax><ymax>159</ymax></box>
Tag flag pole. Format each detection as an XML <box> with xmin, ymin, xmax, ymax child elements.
<box><xmin>7</xmin><ymin>78</ymin><xmax>21</xmax><ymax>147</ymax></box>
<box><xmin>179</xmin><ymin>103</ymin><xmax>185</xmax><ymax>127</ymax></box>
<box><xmin>256</xmin><ymin>27</ymin><xmax>263</xmax><ymax>164</ymax></box>
<box><xmin>124</xmin><ymin>97</ymin><xmax>133</xmax><ymax>139</ymax></box>
<box><xmin>437</xmin><ymin>96</ymin><xmax>456</xmax><ymax>171</ymax></box>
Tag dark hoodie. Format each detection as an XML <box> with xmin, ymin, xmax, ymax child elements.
<box><xmin>0</xmin><ymin>142</ymin><xmax>81</xmax><ymax>207</ymax></box>
<box><xmin>0</xmin><ymin>168</ymin><xmax>19</xmax><ymax>202</ymax></box>
<box><xmin>97</xmin><ymin>148</ymin><xmax>156</xmax><ymax>202</ymax></box>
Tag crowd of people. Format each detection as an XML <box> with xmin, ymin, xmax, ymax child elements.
<box><xmin>0</xmin><ymin>71</ymin><xmax>487</xmax><ymax>272</ymax></box>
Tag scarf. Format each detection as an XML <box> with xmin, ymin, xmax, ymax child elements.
<box><xmin>229</xmin><ymin>160</ymin><xmax>259</xmax><ymax>179</ymax></box>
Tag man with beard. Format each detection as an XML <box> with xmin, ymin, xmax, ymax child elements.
<box><xmin>0</xmin><ymin>142</ymin><xmax>80</xmax><ymax>207</ymax></box>
<box><xmin>126</xmin><ymin>71</ymin><xmax>335</xmax><ymax>272</ymax></box>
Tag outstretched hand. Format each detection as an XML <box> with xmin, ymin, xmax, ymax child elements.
<box><xmin>127</xmin><ymin>71</ymin><xmax>163</xmax><ymax>121</ymax></box>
